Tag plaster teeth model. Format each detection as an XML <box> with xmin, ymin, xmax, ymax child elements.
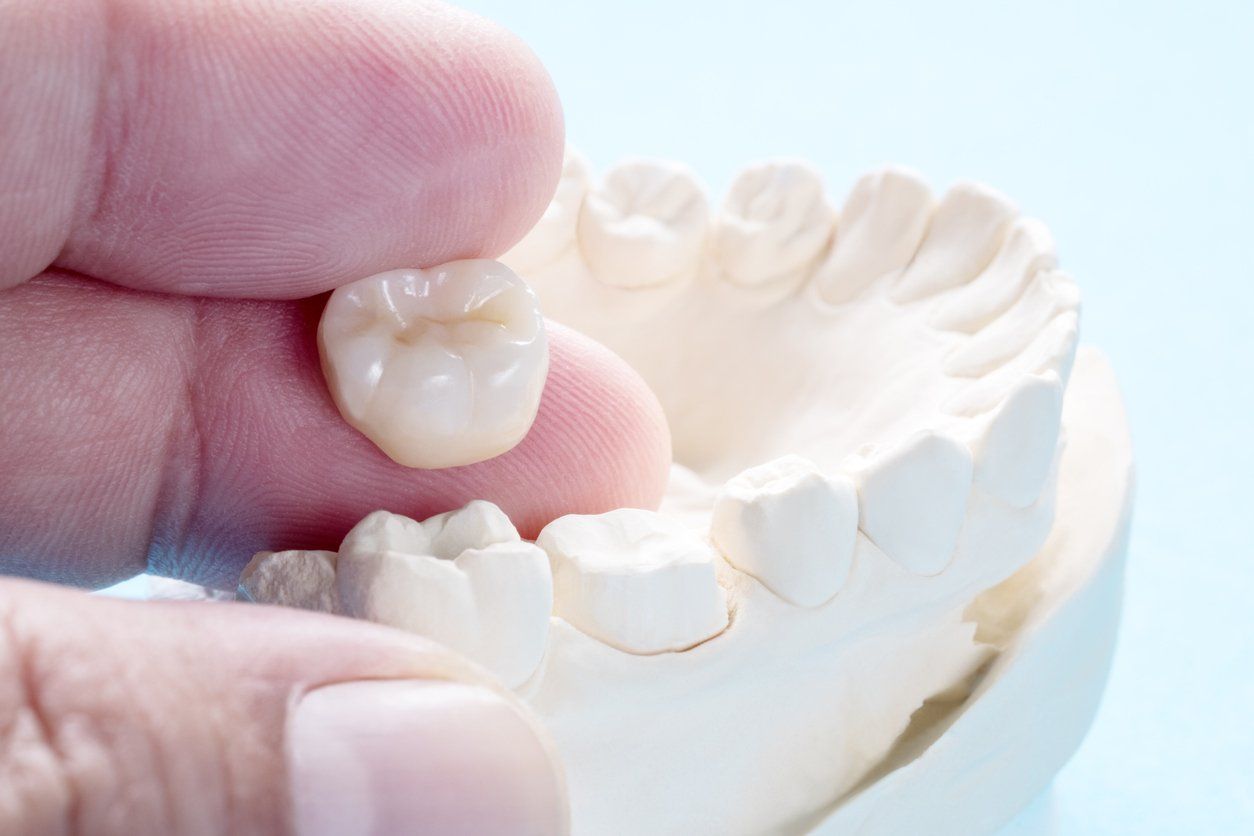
<box><xmin>849</xmin><ymin>430</ymin><xmax>974</xmax><ymax>576</ymax></box>
<box><xmin>332</xmin><ymin>501</ymin><xmax>551</xmax><ymax>688</ymax></box>
<box><xmin>577</xmin><ymin>159</ymin><xmax>710</xmax><ymax>288</ymax></box>
<box><xmin>710</xmin><ymin>455</ymin><xmax>857</xmax><ymax>608</ymax></box>
<box><xmin>536</xmin><ymin>509</ymin><xmax>729</xmax><ymax>654</ymax></box>
<box><xmin>713</xmin><ymin>161</ymin><xmax>835</xmax><ymax>287</ymax></box>
<box><xmin>242</xmin><ymin>149</ymin><xmax>1133</xmax><ymax>836</ymax></box>
<box><xmin>317</xmin><ymin>259</ymin><xmax>548</xmax><ymax>469</ymax></box>
<box><xmin>972</xmin><ymin>372</ymin><xmax>1064</xmax><ymax>507</ymax></box>
<box><xmin>891</xmin><ymin>181</ymin><xmax>1018</xmax><ymax>304</ymax></box>
<box><xmin>931</xmin><ymin>217</ymin><xmax>1057</xmax><ymax>333</ymax></box>
<box><xmin>812</xmin><ymin>167</ymin><xmax>934</xmax><ymax>305</ymax></box>
<box><xmin>238</xmin><ymin>549</ymin><xmax>338</xmax><ymax>612</ymax></box>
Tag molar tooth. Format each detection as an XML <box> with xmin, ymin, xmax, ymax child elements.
<box><xmin>973</xmin><ymin>373</ymin><xmax>1064</xmax><ymax>508</ymax></box>
<box><xmin>931</xmin><ymin>218</ymin><xmax>1058</xmax><ymax>333</ymax></box>
<box><xmin>813</xmin><ymin>167</ymin><xmax>934</xmax><ymax>305</ymax></box>
<box><xmin>945</xmin><ymin>270</ymin><xmax>1080</xmax><ymax>378</ymax></box>
<box><xmin>502</xmin><ymin>147</ymin><xmax>592</xmax><ymax>273</ymax></box>
<box><xmin>536</xmin><ymin>509</ymin><xmax>728</xmax><ymax>654</ymax></box>
<box><xmin>712</xmin><ymin>161</ymin><xmax>834</xmax><ymax>287</ymax></box>
<box><xmin>318</xmin><ymin>260</ymin><xmax>548</xmax><ymax>469</ymax></box>
<box><xmin>854</xmin><ymin>431</ymin><xmax>973</xmax><ymax>575</ymax></box>
<box><xmin>336</xmin><ymin>506</ymin><xmax>552</xmax><ymax>688</ymax></box>
<box><xmin>710</xmin><ymin>455</ymin><xmax>857</xmax><ymax>607</ymax></box>
<box><xmin>238</xmin><ymin>550</ymin><xmax>338</xmax><ymax>613</ymax></box>
<box><xmin>892</xmin><ymin>182</ymin><xmax>1018</xmax><ymax>303</ymax></box>
<box><xmin>578</xmin><ymin>159</ymin><xmax>709</xmax><ymax>288</ymax></box>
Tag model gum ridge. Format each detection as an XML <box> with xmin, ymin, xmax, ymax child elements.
<box><xmin>240</xmin><ymin>149</ymin><xmax>1135</xmax><ymax>835</ymax></box>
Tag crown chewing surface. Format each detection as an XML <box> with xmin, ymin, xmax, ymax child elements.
<box><xmin>318</xmin><ymin>260</ymin><xmax>549</xmax><ymax>470</ymax></box>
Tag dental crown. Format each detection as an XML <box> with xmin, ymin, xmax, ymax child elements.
<box><xmin>318</xmin><ymin>260</ymin><xmax>548</xmax><ymax>469</ymax></box>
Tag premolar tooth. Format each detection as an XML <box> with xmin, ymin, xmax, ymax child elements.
<box><xmin>712</xmin><ymin>161</ymin><xmax>834</xmax><ymax>286</ymax></box>
<box><xmin>813</xmin><ymin>167</ymin><xmax>934</xmax><ymax>305</ymax></box>
<box><xmin>336</xmin><ymin>505</ymin><xmax>552</xmax><ymax>688</ymax></box>
<box><xmin>945</xmin><ymin>270</ymin><xmax>1080</xmax><ymax>378</ymax></box>
<box><xmin>536</xmin><ymin>509</ymin><xmax>728</xmax><ymax>654</ymax></box>
<box><xmin>710</xmin><ymin>455</ymin><xmax>857</xmax><ymax>607</ymax></box>
<box><xmin>578</xmin><ymin>159</ymin><xmax>709</xmax><ymax>288</ymax></box>
<box><xmin>892</xmin><ymin>182</ymin><xmax>1018</xmax><ymax>303</ymax></box>
<box><xmin>854</xmin><ymin>431</ymin><xmax>973</xmax><ymax>575</ymax></box>
<box><xmin>238</xmin><ymin>550</ymin><xmax>338</xmax><ymax>613</ymax></box>
<box><xmin>318</xmin><ymin>260</ymin><xmax>548</xmax><ymax>469</ymax></box>
<box><xmin>973</xmin><ymin>373</ymin><xmax>1064</xmax><ymax>507</ymax></box>
<box><xmin>931</xmin><ymin>218</ymin><xmax>1057</xmax><ymax>333</ymax></box>
<box><xmin>502</xmin><ymin>147</ymin><xmax>592</xmax><ymax>273</ymax></box>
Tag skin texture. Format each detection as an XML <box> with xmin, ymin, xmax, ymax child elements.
<box><xmin>0</xmin><ymin>0</ymin><xmax>671</xmax><ymax>587</ymax></box>
<box><xmin>0</xmin><ymin>578</ymin><xmax>568</xmax><ymax>835</ymax></box>
<box><xmin>0</xmin><ymin>274</ymin><xmax>669</xmax><ymax>589</ymax></box>
<box><xmin>0</xmin><ymin>0</ymin><xmax>671</xmax><ymax>831</ymax></box>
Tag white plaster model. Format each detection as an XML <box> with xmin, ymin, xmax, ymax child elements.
<box><xmin>335</xmin><ymin>501</ymin><xmax>553</xmax><ymax>688</ymax></box>
<box><xmin>318</xmin><ymin>260</ymin><xmax>548</xmax><ymax>469</ymax></box>
<box><xmin>240</xmin><ymin>152</ymin><xmax>1132</xmax><ymax>835</ymax></box>
<box><xmin>537</xmin><ymin>509</ymin><xmax>729</xmax><ymax>654</ymax></box>
<box><xmin>577</xmin><ymin>159</ymin><xmax>709</xmax><ymax>289</ymax></box>
<box><xmin>710</xmin><ymin>455</ymin><xmax>857</xmax><ymax>608</ymax></box>
<box><xmin>811</xmin><ymin>349</ymin><xmax>1133</xmax><ymax>836</ymax></box>
<box><xmin>238</xmin><ymin>549</ymin><xmax>338</xmax><ymax>612</ymax></box>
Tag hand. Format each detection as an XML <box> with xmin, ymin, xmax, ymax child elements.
<box><xmin>0</xmin><ymin>0</ymin><xmax>669</xmax><ymax>832</ymax></box>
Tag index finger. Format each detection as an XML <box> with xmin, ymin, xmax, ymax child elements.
<box><xmin>0</xmin><ymin>0</ymin><xmax>563</xmax><ymax>297</ymax></box>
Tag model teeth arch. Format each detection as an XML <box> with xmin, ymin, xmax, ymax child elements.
<box><xmin>240</xmin><ymin>148</ymin><xmax>1130</xmax><ymax>836</ymax></box>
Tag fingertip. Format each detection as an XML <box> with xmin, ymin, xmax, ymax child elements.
<box><xmin>289</xmin><ymin>680</ymin><xmax>568</xmax><ymax>836</ymax></box>
<box><xmin>0</xmin><ymin>577</ymin><xmax>564</xmax><ymax>834</ymax></box>
<box><xmin>0</xmin><ymin>277</ymin><xmax>672</xmax><ymax>588</ymax></box>
<box><xmin>509</xmin><ymin>321</ymin><xmax>673</xmax><ymax>537</ymax></box>
<box><xmin>429</xmin><ymin>4</ymin><xmax>567</xmax><ymax>259</ymax></box>
<box><xmin>175</xmin><ymin>305</ymin><xmax>671</xmax><ymax>585</ymax></box>
<box><xmin>0</xmin><ymin>0</ymin><xmax>103</xmax><ymax>290</ymax></box>
<box><xmin>55</xmin><ymin>0</ymin><xmax>565</xmax><ymax>297</ymax></box>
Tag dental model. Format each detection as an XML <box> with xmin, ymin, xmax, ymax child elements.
<box><xmin>241</xmin><ymin>150</ymin><xmax>1134</xmax><ymax>835</ymax></box>
<box><xmin>317</xmin><ymin>260</ymin><xmax>548</xmax><ymax>469</ymax></box>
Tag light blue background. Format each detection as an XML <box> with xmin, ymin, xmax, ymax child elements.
<box><xmin>457</xmin><ymin>1</ymin><xmax>1253</xmax><ymax>832</ymax></box>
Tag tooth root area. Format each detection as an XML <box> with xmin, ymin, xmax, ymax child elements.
<box><xmin>973</xmin><ymin>373</ymin><xmax>1065</xmax><ymax>508</ymax></box>
<box><xmin>892</xmin><ymin>182</ymin><xmax>1019</xmax><ymax>303</ymax></box>
<box><xmin>536</xmin><ymin>508</ymin><xmax>728</xmax><ymax>654</ymax></box>
<box><xmin>856</xmin><ymin>431</ymin><xmax>973</xmax><ymax>575</ymax></box>
<box><xmin>944</xmin><ymin>269</ymin><xmax>1080</xmax><ymax>378</ymax></box>
<box><xmin>336</xmin><ymin>506</ymin><xmax>552</xmax><ymax>689</ymax></box>
<box><xmin>319</xmin><ymin>261</ymin><xmax>548</xmax><ymax>469</ymax></box>
<box><xmin>814</xmin><ymin>166</ymin><xmax>935</xmax><ymax>305</ymax></box>
<box><xmin>578</xmin><ymin>159</ymin><xmax>710</xmax><ymax>289</ymax></box>
<box><xmin>710</xmin><ymin>455</ymin><xmax>857</xmax><ymax>608</ymax></box>
<box><xmin>502</xmin><ymin>146</ymin><xmax>593</xmax><ymax>273</ymax></box>
<box><xmin>713</xmin><ymin>161</ymin><xmax>834</xmax><ymax>286</ymax></box>
<box><xmin>238</xmin><ymin>549</ymin><xmax>339</xmax><ymax>613</ymax></box>
<box><xmin>931</xmin><ymin>217</ymin><xmax>1058</xmax><ymax>333</ymax></box>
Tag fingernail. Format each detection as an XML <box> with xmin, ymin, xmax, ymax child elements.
<box><xmin>288</xmin><ymin>680</ymin><xmax>567</xmax><ymax>836</ymax></box>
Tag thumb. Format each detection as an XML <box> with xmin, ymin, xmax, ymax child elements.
<box><xmin>0</xmin><ymin>578</ymin><xmax>567</xmax><ymax>835</ymax></box>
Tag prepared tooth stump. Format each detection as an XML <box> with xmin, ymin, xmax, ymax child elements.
<box><xmin>244</xmin><ymin>151</ymin><xmax>1134</xmax><ymax>836</ymax></box>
